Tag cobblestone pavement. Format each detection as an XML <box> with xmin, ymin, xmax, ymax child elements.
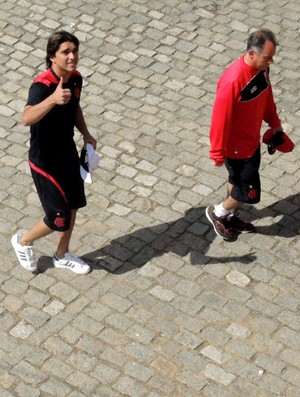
<box><xmin>1</xmin><ymin>0</ymin><xmax>300</xmax><ymax>396</ymax></box>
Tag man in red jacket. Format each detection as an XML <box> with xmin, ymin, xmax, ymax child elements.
<box><xmin>206</xmin><ymin>29</ymin><xmax>282</xmax><ymax>241</ymax></box>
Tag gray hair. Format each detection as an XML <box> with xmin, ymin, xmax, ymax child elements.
<box><xmin>246</xmin><ymin>29</ymin><xmax>278</xmax><ymax>53</ymax></box>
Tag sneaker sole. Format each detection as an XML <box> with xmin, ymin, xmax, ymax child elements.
<box><xmin>232</xmin><ymin>228</ymin><xmax>255</xmax><ymax>234</ymax></box>
<box><xmin>205</xmin><ymin>207</ymin><xmax>236</xmax><ymax>241</ymax></box>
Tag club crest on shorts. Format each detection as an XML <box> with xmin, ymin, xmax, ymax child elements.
<box><xmin>248</xmin><ymin>186</ymin><xmax>257</xmax><ymax>200</ymax></box>
<box><xmin>54</xmin><ymin>213</ymin><xmax>66</xmax><ymax>228</ymax></box>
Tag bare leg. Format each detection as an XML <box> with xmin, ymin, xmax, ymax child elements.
<box><xmin>20</xmin><ymin>219</ymin><xmax>52</xmax><ymax>246</ymax></box>
<box><xmin>223</xmin><ymin>182</ymin><xmax>242</xmax><ymax>212</ymax></box>
<box><xmin>52</xmin><ymin>209</ymin><xmax>90</xmax><ymax>274</ymax></box>
<box><xmin>19</xmin><ymin>210</ymin><xmax>78</xmax><ymax>257</ymax></box>
<box><xmin>56</xmin><ymin>209</ymin><xmax>77</xmax><ymax>258</ymax></box>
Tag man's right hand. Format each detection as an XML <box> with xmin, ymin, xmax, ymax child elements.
<box><xmin>213</xmin><ymin>159</ymin><xmax>224</xmax><ymax>166</ymax></box>
<box><xmin>53</xmin><ymin>77</ymin><xmax>71</xmax><ymax>105</ymax></box>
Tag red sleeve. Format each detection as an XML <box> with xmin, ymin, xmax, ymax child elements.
<box><xmin>209</xmin><ymin>79</ymin><xmax>237</xmax><ymax>165</ymax></box>
<box><xmin>263</xmin><ymin>85</ymin><xmax>281</xmax><ymax>129</ymax></box>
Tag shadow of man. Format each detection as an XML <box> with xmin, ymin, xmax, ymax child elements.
<box><xmin>248</xmin><ymin>192</ymin><xmax>300</xmax><ymax>237</ymax></box>
<box><xmin>37</xmin><ymin>194</ymin><xmax>300</xmax><ymax>274</ymax></box>
<box><xmin>84</xmin><ymin>204</ymin><xmax>257</xmax><ymax>274</ymax></box>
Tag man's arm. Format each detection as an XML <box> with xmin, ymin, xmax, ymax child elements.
<box><xmin>209</xmin><ymin>81</ymin><xmax>235</xmax><ymax>166</ymax></box>
<box><xmin>22</xmin><ymin>77</ymin><xmax>71</xmax><ymax>126</ymax></box>
<box><xmin>264</xmin><ymin>88</ymin><xmax>282</xmax><ymax>132</ymax></box>
<box><xmin>75</xmin><ymin>105</ymin><xmax>97</xmax><ymax>149</ymax></box>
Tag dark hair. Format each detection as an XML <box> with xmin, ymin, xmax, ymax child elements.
<box><xmin>46</xmin><ymin>30</ymin><xmax>79</xmax><ymax>68</ymax></box>
<box><xmin>246</xmin><ymin>29</ymin><xmax>278</xmax><ymax>53</ymax></box>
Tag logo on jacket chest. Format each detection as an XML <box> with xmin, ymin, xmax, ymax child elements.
<box><xmin>240</xmin><ymin>70</ymin><xmax>269</xmax><ymax>102</ymax></box>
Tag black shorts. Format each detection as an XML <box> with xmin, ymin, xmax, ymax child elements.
<box><xmin>225</xmin><ymin>146</ymin><xmax>261</xmax><ymax>204</ymax></box>
<box><xmin>30</xmin><ymin>161</ymin><xmax>86</xmax><ymax>231</ymax></box>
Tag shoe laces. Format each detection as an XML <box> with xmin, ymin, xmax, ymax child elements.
<box><xmin>65</xmin><ymin>252</ymin><xmax>87</xmax><ymax>266</ymax></box>
<box><xmin>23</xmin><ymin>246</ymin><xmax>36</xmax><ymax>263</ymax></box>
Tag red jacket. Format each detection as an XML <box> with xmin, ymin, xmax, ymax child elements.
<box><xmin>209</xmin><ymin>55</ymin><xmax>281</xmax><ymax>164</ymax></box>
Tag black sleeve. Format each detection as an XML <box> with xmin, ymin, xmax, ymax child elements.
<box><xmin>26</xmin><ymin>83</ymin><xmax>51</xmax><ymax>106</ymax></box>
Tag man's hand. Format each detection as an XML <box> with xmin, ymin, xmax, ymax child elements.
<box><xmin>213</xmin><ymin>159</ymin><xmax>224</xmax><ymax>166</ymax></box>
<box><xmin>22</xmin><ymin>77</ymin><xmax>72</xmax><ymax>126</ymax></box>
<box><xmin>53</xmin><ymin>77</ymin><xmax>71</xmax><ymax>105</ymax></box>
<box><xmin>83</xmin><ymin>132</ymin><xmax>97</xmax><ymax>150</ymax></box>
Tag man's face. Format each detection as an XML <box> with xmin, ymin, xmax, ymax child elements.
<box><xmin>249</xmin><ymin>40</ymin><xmax>276</xmax><ymax>70</ymax></box>
<box><xmin>50</xmin><ymin>41</ymin><xmax>79</xmax><ymax>74</ymax></box>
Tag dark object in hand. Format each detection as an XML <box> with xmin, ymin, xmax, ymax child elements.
<box><xmin>263</xmin><ymin>129</ymin><xmax>294</xmax><ymax>155</ymax></box>
<box><xmin>267</xmin><ymin>130</ymin><xmax>285</xmax><ymax>155</ymax></box>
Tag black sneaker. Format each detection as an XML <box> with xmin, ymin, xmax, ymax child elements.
<box><xmin>205</xmin><ymin>206</ymin><xmax>236</xmax><ymax>241</ymax></box>
<box><xmin>228</xmin><ymin>215</ymin><xmax>255</xmax><ymax>233</ymax></box>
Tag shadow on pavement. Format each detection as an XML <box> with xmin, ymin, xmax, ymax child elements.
<box><xmin>86</xmin><ymin>205</ymin><xmax>255</xmax><ymax>274</ymax></box>
<box><xmin>249</xmin><ymin>193</ymin><xmax>300</xmax><ymax>237</ymax></box>
<box><xmin>36</xmin><ymin>194</ymin><xmax>300</xmax><ymax>274</ymax></box>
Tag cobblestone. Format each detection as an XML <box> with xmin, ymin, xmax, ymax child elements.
<box><xmin>1</xmin><ymin>0</ymin><xmax>300</xmax><ymax>395</ymax></box>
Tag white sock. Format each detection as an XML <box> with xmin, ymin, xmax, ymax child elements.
<box><xmin>214</xmin><ymin>203</ymin><xmax>231</xmax><ymax>217</ymax></box>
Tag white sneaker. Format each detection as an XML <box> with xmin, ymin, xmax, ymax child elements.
<box><xmin>53</xmin><ymin>252</ymin><xmax>91</xmax><ymax>274</ymax></box>
<box><xmin>11</xmin><ymin>231</ymin><xmax>37</xmax><ymax>272</ymax></box>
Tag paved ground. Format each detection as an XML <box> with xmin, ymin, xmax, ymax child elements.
<box><xmin>1</xmin><ymin>0</ymin><xmax>300</xmax><ymax>396</ymax></box>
